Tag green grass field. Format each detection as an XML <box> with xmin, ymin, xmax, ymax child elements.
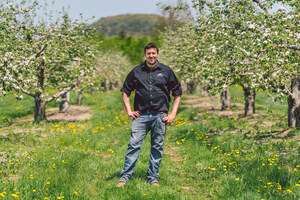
<box><xmin>0</xmin><ymin>88</ymin><xmax>299</xmax><ymax>199</ymax></box>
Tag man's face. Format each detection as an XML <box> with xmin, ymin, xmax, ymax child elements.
<box><xmin>145</xmin><ymin>48</ymin><xmax>158</xmax><ymax>66</ymax></box>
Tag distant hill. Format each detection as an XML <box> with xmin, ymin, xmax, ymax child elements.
<box><xmin>90</xmin><ymin>14</ymin><xmax>171</xmax><ymax>37</ymax></box>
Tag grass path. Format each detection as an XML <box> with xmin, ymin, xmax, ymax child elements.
<box><xmin>0</xmin><ymin>90</ymin><xmax>299</xmax><ymax>199</ymax></box>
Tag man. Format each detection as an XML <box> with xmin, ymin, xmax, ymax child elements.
<box><xmin>117</xmin><ymin>43</ymin><xmax>182</xmax><ymax>187</ymax></box>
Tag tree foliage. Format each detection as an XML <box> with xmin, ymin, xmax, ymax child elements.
<box><xmin>0</xmin><ymin>0</ymin><xmax>97</xmax><ymax>121</ymax></box>
<box><xmin>160</xmin><ymin>0</ymin><xmax>299</xmax><ymax>126</ymax></box>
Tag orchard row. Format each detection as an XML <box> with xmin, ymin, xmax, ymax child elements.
<box><xmin>160</xmin><ymin>0</ymin><xmax>299</xmax><ymax>129</ymax></box>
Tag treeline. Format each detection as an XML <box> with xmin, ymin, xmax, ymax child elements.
<box><xmin>92</xmin><ymin>34</ymin><xmax>161</xmax><ymax>65</ymax></box>
<box><xmin>90</xmin><ymin>14</ymin><xmax>162</xmax><ymax>37</ymax></box>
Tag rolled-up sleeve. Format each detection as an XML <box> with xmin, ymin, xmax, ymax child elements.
<box><xmin>121</xmin><ymin>70</ymin><xmax>135</xmax><ymax>96</ymax></box>
<box><xmin>168</xmin><ymin>70</ymin><xmax>182</xmax><ymax>97</ymax></box>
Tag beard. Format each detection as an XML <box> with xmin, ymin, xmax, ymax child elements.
<box><xmin>147</xmin><ymin>58</ymin><xmax>157</xmax><ymax>66</ymax></box>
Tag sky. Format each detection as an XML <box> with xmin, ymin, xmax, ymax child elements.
<box><xmin>49</xmin><ymin>0</ymin><xmax>170</xmax><ymax>23</ymax></box>
<box><xmin>47</xmin><ymin>0</ymin><xmax>282</xmax><ymax>23</ymax></box>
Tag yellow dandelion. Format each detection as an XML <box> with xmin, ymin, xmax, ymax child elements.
<box><xmin>11</xmin><ymin>194</ymin><xmax>19</xmax><ymax>198</ymax></box>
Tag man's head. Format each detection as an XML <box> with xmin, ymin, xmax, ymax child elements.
<box><xmin>144</xmin><ymin>43</ymin><xmax>159</xmax><ymax>67</ymax></box>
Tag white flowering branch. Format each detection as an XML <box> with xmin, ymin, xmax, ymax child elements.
<box><xmin>10</xmin><ymin>79</ymin><xmax>35</xmax><ymax>98</ymax></box>
<box><xmin>45</xmin><ymin>70</ymin><xmax>86</xmax><ymax>103</ymax></box>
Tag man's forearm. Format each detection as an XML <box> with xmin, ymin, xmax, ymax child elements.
<box><xmin>122</xmin><ymin>91</ymin><xmax>140</xmax><ymax>119</ymax></box>
<box><xmin>122</xmin><ymin>92</ymin><xmax>132</xmax><ymax>113</ymax></box>
<box><xmin>170</xmin><ymin>95</ymin><xmax>181</xmax><ymax>115</ymax></box>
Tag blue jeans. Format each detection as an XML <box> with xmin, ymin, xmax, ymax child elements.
<box><xmin>120</xmin><ymin>112</ymin><xmax>167</xmax><ymax>183</ymax></box>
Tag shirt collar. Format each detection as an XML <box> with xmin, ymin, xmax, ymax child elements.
<box><xmin>142</xmin><ymin>61</ymin><xmax>161</xmax><ymax>71</ymax></box>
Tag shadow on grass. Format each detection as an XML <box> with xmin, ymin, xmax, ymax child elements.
<box><xmin>105</xmin><ymin>171</ymin><xmax>149</xmax><ymax>182</ymax></box>
<box><xmin>253</xmin><ymin>128</ymin><xmax>299</xmax><ymax>141</ymax></box>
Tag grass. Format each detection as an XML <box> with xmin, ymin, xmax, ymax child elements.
<box><xmin>0</xmin><ymin>87</ymin><xmax>299</xmax><ymax>199</ymax></box>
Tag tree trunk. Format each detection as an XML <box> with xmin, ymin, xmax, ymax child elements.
<box><xmin>114</xmin><ymin>80</ymin><xmax>121</xmax><ymax>88</ymax></box>
<box><xmin>201</xmin><ymin>85</ymin><xmax>209</xmax><ymax>97</ymax></box>
<box><xmin>181</xmin><ymin>81</ymin><xmax>187</xmax><ymax>93</ymax></box>
<box><xmin>187</xmin><ymin>81</ymin><xmax>196</xmax><ymax>94</ymax></box>
<box><xmin>104</xmin><ymin>80</ymin><xmax>109</xmax><ymax>91</ymax></box>
<box><xmin>35</xmin><ymin>94</ymin><xmax>46</xmax><ymax>122</ymax></box>
<box><xmin>221</xmin><ymin>86</ymin><xmax>231</xmax><ymax>110</ymax></box>
<box><xmin>77</xmin><ymin>90</ymin><xmax>83</xmax><ymax>105</ymax></box>
<box><xmin>288</xmin><ymin>77</ymin><xmax>300</xmax><ymax>129</ymax></box>
<box><xmin>243</xmin><ymin>87</ymin><xmax>256</xmax><ymax>116</ymax></box>
<box><xmin>110</xmin><ymin>81</ymin><xmax>116</xmax><ymax>90</ymax></box>
<box><xmin>59</xmin><ymin>92</ymin><xmax>70</xmax><ymax>113</ymax></box>
<box><xmin>91</xmin><ymin>87</ymin><xmax>95</xmax><ymax>95</ymax></box>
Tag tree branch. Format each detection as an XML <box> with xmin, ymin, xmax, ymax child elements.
<box><xmin>278</xmin><ymin>45</ymin><xmax>300</xmax><ymax>51</ymax></box>
<box><xmin>10</xmin><ymin>80</ymin><xmax>35</xmax><ymax>98</ymax></box>
<box><xmin>252</xmin><ymin>0</ymin><xmax>270</xmax><ymax>15</ymax></box>
<box><xmin>288</xmin><ymin>45</ymin><xmax>300</xmax><ymax>51</ymax></box>
<box><xmin>45</xmin><ymin>70</ymin><xmax>86</xmax><ymax>103</ymax></box>
<box><xmin>237</xmin><ymin>46</ymin><xmax>251</xmax><ymax>56</ymax></box>
<box><xmin>283</xmin><ymin>84</ymin><xmax>293</xmax><ymax>98</ymax></box>
<box><xmin>30</xmin><ymin>44</ymin><xmax>47</xmax><ymax>59</ymax></box>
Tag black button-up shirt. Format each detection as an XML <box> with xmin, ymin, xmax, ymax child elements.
<box><xmin>121</xmin><ymin>61</ymin><xmax>182</xmax><ymax>113</ymax></box>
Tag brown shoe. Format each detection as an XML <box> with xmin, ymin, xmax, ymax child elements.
<box><xmin>116</xmin><ymin>181</ymin><xmax>126</xmax><ymax>188</ymax></box>
<box><xmin>151</xmin><ymin>182</ymin><xmax>159</xmax><ymax>186</ymax></box>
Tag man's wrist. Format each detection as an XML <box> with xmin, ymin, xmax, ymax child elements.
<box><xmin>170</xmin><ymin>112</ymin><xmax>177</xmax><ymax>116</ymax></box>
<box><xmin>127</xmin><ymin>110</ymin><xmax>132</xmax><ymax>114</ymax></box>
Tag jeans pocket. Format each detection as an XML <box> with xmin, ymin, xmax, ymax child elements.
<box><xmin>160</xmin><ymin>112</ymin><xmax>167</xmax><ymax>123</ymax></box>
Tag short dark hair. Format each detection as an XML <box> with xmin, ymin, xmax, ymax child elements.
<box><xmin>144</xmin><ymin>43</ymin><xmax>159</xmax><ymax>54</ymax></box>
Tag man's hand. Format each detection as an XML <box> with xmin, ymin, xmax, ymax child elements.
<box><xmin>127</xmin><ymin>111</ymin><xmax>141</xmax><ymax>119</ymax></box>
<box><xmin>163</xmin><ymin>113</ymin><xmax>176</xmax><ymax>125</ymax></box>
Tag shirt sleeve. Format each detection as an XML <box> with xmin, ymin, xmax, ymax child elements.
<box><xmin>120</xmin><ymin>69</ymin><xmax>135</xmax><ymax>96</ymax></box>
<box><xmin>168</xmin><ymin>69</ymin><xmax>182</xmax><ymax>97</ymax></box>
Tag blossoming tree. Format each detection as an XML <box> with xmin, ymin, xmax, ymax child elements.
<box><xmin>161</xmin><ymin>0</ymin><xmax>299</xmax><ymax>128</ymax></box>
<box><xmin>0</xmin><ymin>0</ymin><xmax>97</xmax><ymax>121</ymax></box>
